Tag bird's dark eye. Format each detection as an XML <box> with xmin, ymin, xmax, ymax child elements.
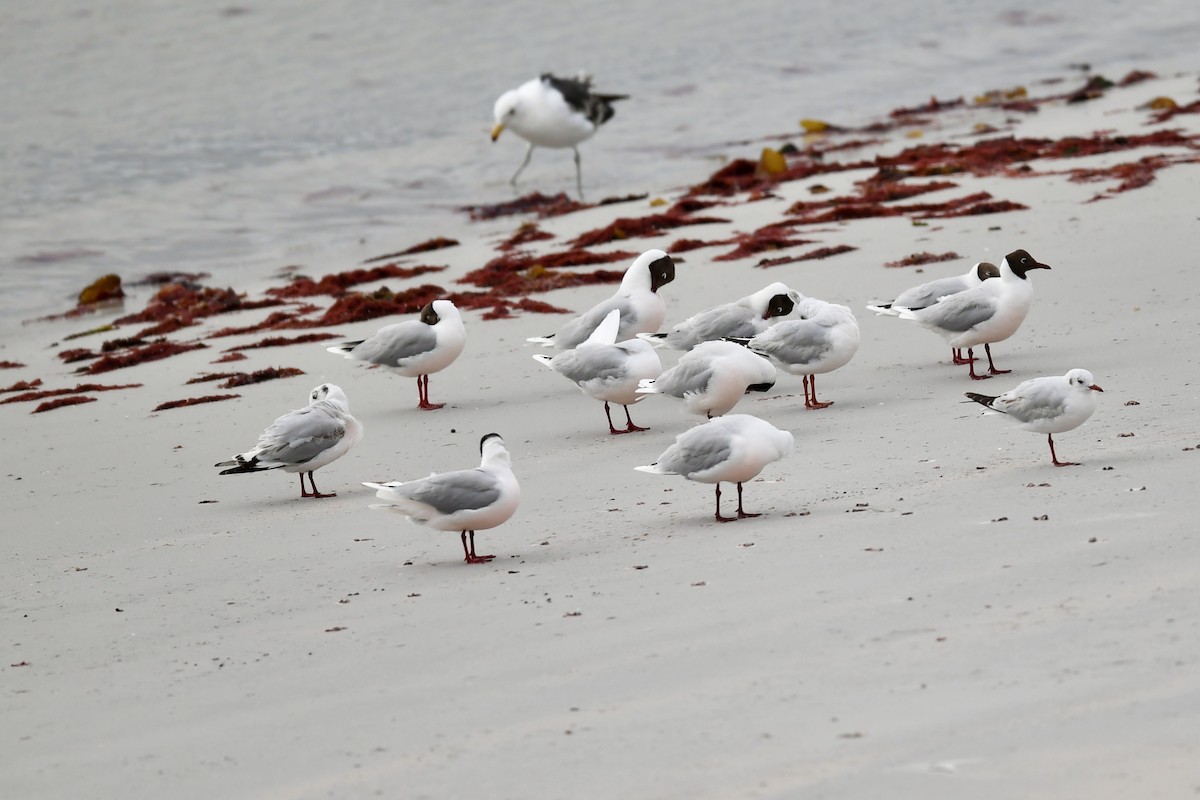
<box><xmin>1021</xmin><ymin>257</ymin><xmax>1028</xmax><ymax>264</ymax></box>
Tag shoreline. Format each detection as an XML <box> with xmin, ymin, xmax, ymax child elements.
<box><xmin>4</xmin><ymin>65</ymin><xmax>1200</xmax><ymax>799</ymax></box>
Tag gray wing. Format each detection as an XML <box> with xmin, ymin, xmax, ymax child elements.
<box><xmin>654</xmin><ymin>357</ymin><xmax>714</xmax><ymax>397</ymax></box>
<box><xmin>350</xmin><ymin>321</ymin><xmax>437</xmax><ymax>367</ymax></box>
<box><xmin>749</xmin><ymin>321</ymin><xmax>831</xmax><ymax>368</ymax></box>
<box><xmin>916</xmin><ymin>292</ymin><xmax>997</xmax><ymax>332</ymax></box>
<box><xmin>255</xmin><ymin>406</ymin><xmax>345</xmax><ymax>465</ymax></box>
<box><xmin>552</xmin><ymin>344</ymin><xmax>630</xmax><ymax>383</ymax></box>
<box><xmin>658</xmin><ymin>427</ymin><xmax>733</xmax><ymax>477</ymax></box>
<box><xmin>998</xmin><ymin>378</ymin><xmax>1067</xmax><ymax>423</ymax></box>
<box><xmin>392</xmin><ymin>468</ymin><xmax>500</xmax><ymax>514</ymax></box>
<box><xmin>556</xmin><ymin>297</ymin><xmax>634</xmax><ymax>349</ymax></box>
<box><xmin>892</xmin><ymin>276</ymin><xmax>968</xmax><ymax>310</ymax></box>
<box><xmin>666</xmin><ymin>305</ymin><xmax>760</xmax><ymax>349</ymax></box>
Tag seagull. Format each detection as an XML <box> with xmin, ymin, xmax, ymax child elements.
<box><xmin>965</xmin><ymin>368</ymin><xmax>1103</xmax><ymax>467</ymax></box>
<box><xmin>636</xmin><ymin>414</ymin><xmax>794</xmax><ymax>522</ymax></box>
<box><xmin>893</xmin><ymin>249</ymin><xmax>1050</xmax><ymax>379</ymax></box>
<box><xmin>327</xmin><ymin>299</ymin><xmax>466</xmax><ymax>410</ymax></box>
<box><xmin>532</xmin><ymin>309</ymin><xmax>662</xmax><ymax>434</ymax></box>
<box><xmin>639</xmin><ymin>282</ymin><xmax>800</xmax><ymax>351</ymax></box>
<box><xmin>365</xmin><ymin>433</ymin><xmax>520</xmax><ymax>564</ymax></box>
<box><xmin>215</xmin><ymin>383</ymin><xmax>363</xmax><ymax>499</ymax></box>
<box><xmin>867</xmin><ymin>261</ymin><xmax>1001</xmax><ymax>364</ymax></box>
<box><xmin>491</xmin><ymin>73</ymin><xmax>628</xmax><ymax>196</ymax></box>
<box><xmin>730</xmin><ymin>296</ymin><xmax>859</xmax><ymax>410</ymax></box>
<box><xmin>636</xmin><ymin>340</ymin><xmax>776</xmax><ymax>418</ymax></box>
<box><xmin>527</xmin><ymin>249</ymin><xmax>676</xmax><ymax>349</ymax></box>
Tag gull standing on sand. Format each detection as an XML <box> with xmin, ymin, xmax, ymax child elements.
<box><xmin>965</xmin><ymin>368</ymin><xmax>1103</xmax><ymax>467</ymax></box>
<box><xmin>215</xmin><ymin>383</ymin><xmax>363</xmax><ymax>499</ymax></box>
<box><xmin>867</xmin><ymin>261</ymin><xmax>1001</xmax><ymax>364</ymax></box>
<box><xmin>532</xmin><ymin>309</ymin><xmax>662</xmax><ymax>434</ymax></box>
<box><xmin>893</xmin><ymin>249</ymin><xmax>1050</xmax><ymax>379</ymax></box>
<box><xmin>636</xmin><ymin>340</ymin><xmax>776</xmax><ymax>418</ymax></box>
<box><xmin>730</xmin><ymin>296</ymin><xmax>860</xmax><ymax>410</ymax></box>
<box><xmin>327</xmin><ymin>299</ymin><xmax>466</xmax><ymax>410</ymax></box>
<box><xmin>491</xmin><ymin>73</ymin><xmax>628</xmax><ymax>196</ymax></box>
<box><xmin>528</xmin><ymin>249</ymin><xmax>676</xmax><ymax>349</ymax></box>
<box><xmin>365</xmin><ymin>433</ymin><xmax>520</xmax><ymax>564</ymax></box>
<box><xmin>639</xmin><ymin>282</ymin><xmax>800</xmax><ymax>351</ymax></box>
<box><xmin>636</xmin><ymin>414</ymin><xmax>794</xmax><ymax>522</ymax></box>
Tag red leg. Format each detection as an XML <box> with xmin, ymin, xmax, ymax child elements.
<box><xmin>299</xmin><ymin>473</ymin><xmax>311</xmax><ymax>498</ymax></box>
<box><xmin>714</xmin><ymin>483</ymin><xmax>737</xmax><ymax>523</ymax></box>
<box><xmin>603</xmin><ymin>401</ymin><xmax>624</xmax><ymax>435</ymax></box>
<box><xmin>462</xmin><ymin>530</ymin><xmax>495</xmax><ymax>563</ymax></box>
<box><xmin>966</xmin><ymin>348</ymin><xmax>991</xmax><ymax>380</ymax></box>
<box><xmin>804</xmin><ymin>374</ymin><xmax>833</xmax><ymax>410</ymax></box>
<box><xmin>984</xmin><ymin>343</ymin><xmax>1010</xmax><ymax>375</ymax></box>
<box><xmin>952</xmin><ymin>347</ymin><xmax>975</xmax><ymax>365</ymax></box>
<box><xmin>417</xmin><ymin>374</ymin><xmax>445</xmax><ymax>411</ymax></box>
<box><xmin>1048</xmin><ymin>433</ymin><xmax>1080</xmax><ymax>467</ymax></box>
<box><xmin>305</xmin><ymin>471</ymin><xmax>336</xmax><ymax>499</ymax></box>
<box><xmin>620</xmin><ymin>404</ymin><xmax>649</xmax><ymax>433</ymax></box>
<box><xmin>735</xmin><ymin>482</ymin><xmax>761</xmax><ymax>519</ymax></box>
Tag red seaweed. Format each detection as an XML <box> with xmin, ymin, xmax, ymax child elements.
<box><xmin>58</xmin><ymin>348</ymin><xmax>99</xmax><ymax>364</ymax></box>
<box><xmin>713</xmin><ymin>229</ymin><xmax>814</xmax><ymax>262</ymax></box>
<box><xmin>186</xmin><ymin>367</ymin><xmax>305</xmax><ymax>388</ymax></box>
<box><xmin>2</xmin><ymin>382</ymin><xmax>141</xmax><ymax>405</ymax></box>
<box><xmin>79</xmin><ymin>341</ymin><xmax>208</xmax><ymax>375</ymax></box>
<box><xmin>885</xmin><ymin>251</ymin><xmax>962</xmax><ymax>268</ymax></box>
<box><xmin>570</xmin><ymin>212</ymin><xmax>730</xmax><ymax>248</ymax></box>
<box><xmin>462</xmin><ymin>192</ymin><xmax>590</xmax><ymax>221</ymax></box>
<box><xmin>154</xmin><ymin>394</ymin><xmax>241</xmax><ymax>412</ymax></box>
<box><xmin>756</xmin><ymin>245</ymin><xmax>857</xmax><ymax>268</ymax></box>
<box><xmin>33</xmin><ymin>396</ymin><xmax>97</xmax><ymax>414</ymax></box>
<box><xmin>224</xmin><ymin>333</ymin><xmax>339</xmax><ymax>352</ymax></box>
<box><xmin>1</xmin><ymin>378</ymin><xmax>43</xmax><ymax>394</ymax></box>
<box><xmin>211</xmin><ymin>352</ymin><xmax>248</xmax><ymax>364</ymax></box>
<box><xmin>0</xmin><ymin>361</ymin><xmax>27</xmax><ymax>369</ymax></box>
<box><xmin>498</xmin><ymin>222</ymin><xmax>556</xmax><ymax>251</ymax></box>
<box><xmin>206</xmin><ymin>310</ymin><xmax>310</xmax><ymax>338</ymax></box>
<box><xmin>266</xmin><ymin>264</ymin><xmax>447</xmax><ymax>299</ymax></box>
<box><xmin>360</xmin><ymin>237</ymin><xmax>460</xmax><ymax>261</ymax></box>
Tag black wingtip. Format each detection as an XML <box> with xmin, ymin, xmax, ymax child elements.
<box><xmin>964</xmin><ymin>392</ymin><xmax>997</xmax><ymax>406</ymax></box>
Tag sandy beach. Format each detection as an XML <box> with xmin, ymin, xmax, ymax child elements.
<box><xmin>4</xmin><ymin>65</ymin><xmax>1200</xmax><ymax>799</ymax></box>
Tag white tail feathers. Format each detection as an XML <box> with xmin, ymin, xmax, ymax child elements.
<box><xmin>865</xmin><ymin>304</ymin><xmax>901</xmax><ymax>317</ymax></box>
<box><xmin>525</xmin><ymin>334</ymin><xmax>556</xmax><ymax>346</ymax></box>
<box><xmin>635</xmin><ymin>332</ymin><xmax>668</xmax><ymax>348</ymax></box>
<box><xmin>531</xmin><ymin>354</ymin><xmax>555</xmax><ymax>368</ymax></box>
<box><xmin>634</xmin><ymin>463</ymin><xmax>667</xmax><ymax>474</ymax></box>
<box><xmin>635</xmin><ymin>378</ymin><xmax>659</xmax><ymax>395</ymax></box>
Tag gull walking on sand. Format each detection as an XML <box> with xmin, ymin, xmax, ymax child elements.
<box><xmin>867</xmin><ymin>261</ymin><xmax>1001</xmax><ymax>364</ymax></box>
<box><xmin>636</xmin><ymin>414</ymin><xmax>794</xmax><ymax>522</ymax></box>
<box><xmin>215</xmin><ymin>383</ymin><xmax>363</xmax><ymax>499</ymax></box>
<box><xmin>528</xmin><ymin>249</ymin><xmax>676</xmax><ymax>349</ymax></box>
<box><xmin>729</xmin><ymin>296</ymin><xmax>859</xmax><ymax>410</ymax></box>
<box><xmin>327</xmin><ymin>299</ymin><xmax>466</xmax><ymax>410</ymax></box>
<box><xmin>532</xmin><ymin>309</ymin><xmax>662</xmax><ymax>434</ymax></box>
<box><xmin>640</xmin><ymin>282</ymin><xmax>800</xmax><ymax>351</ymax></box>
<box><xmin>365</xmin><ymin>434</ymin><xmax>520</xmax><ymax>564</ymax></box>
<box><xmin>893</xmin><ymin>249</ymin><xmax>1050</xmax><ymax>379</ymax></box>
<box><xmin>491</xmin><ymin>73</ymin><xmax>628</xmax><ymax>197</ymax></box>
<box><xmin>965</xmin><ymin>368</ymin><xmax>1104</xmax><ymax>467</ymax></box>
<box><xmin>636</xmin><ymin>340</ymin><xmax>776</xmax><ymax>418</ymax></box>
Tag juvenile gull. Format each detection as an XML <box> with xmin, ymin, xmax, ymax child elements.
<box><xmin>965</xmin><ymin>368</ymin><xmax>1103</xmax><ymax>467</ymax></box>
<box><xmin>731</xmin><ymin>296</ymin><xmax>859</xmax><ymax>410</ymax></box>
<box><xmin>532</xmin><ymin>309</ymin><xmax>662</xmax><ymax>434</ymax></box>
<box><xmin>636</xmin><ymin>414</ymin><xmax>794</xmax><ymax>522</ymax></box>
<box><xmin>215</xmin><ymin>383</ymin><xmax>363</xmax><ymax>499</ymax></box>
<box><xmin>528</xmin><ymin>250</ymin><xmax>676</xmax><ymax>349</ymax></box>
<box><xmin>894</xmin><ymin>249</ymin><xmax>1050</xmax><ymax>379</ymax></box>
<box><xmin>636</xmin><ymin>340</ymin><xmax>776</xmax><ymax>418</ymax></box>
<box><xmin>365</xmin><ymin>433</ymin><xmax>520</xmax><ymax>564</ymax></box>
<box><xmin>640</xmin><ymin>282</ymin><xmax>800</xmax><ymax>351</ymax></box>
<box><xmin>327</xmin><ymin>299</ymin><xmax>466</xmax><ymax>410</ymax></box>
<box><xmin>867</xmin><ymin>261</ymin><xmax>1000</xmax><ymax>364</ymax></box>
<box><xmin>491</xmin><ymin>73</ymin><xmax>628</xmax><ymax>196</ymax></box>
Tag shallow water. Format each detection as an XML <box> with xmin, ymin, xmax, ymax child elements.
<box><xmin>1</xmin><ymin>0</ymin><xmax>1196</xmax><ymax>330</ymax></box>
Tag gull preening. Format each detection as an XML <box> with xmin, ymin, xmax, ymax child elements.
<box><xmin>491</xmin><ymin>73</ymin><xmax>628</xmax><ymax>196</ymax></box>
<box><xmin>965</xmin><ymin>368</ymin><xmax>1104</xmax><ymax>467</ymax></box>
<box><xmin>532</xmin><ymin>309</ymin><xmax>662</xmax><ymax>434</ymax></box>
<box><xmin>892</xmin><ymin>249</ymin><xmax>1050</xmax><ymax>379</ymax></box>
<box><xmin>636</xmin><ymin>340</ymin><xmax>776</xmax><ymax>418</ymax></box>
<box><xmin>327</xmin><ymin>299</ymin><xmax>466</xmax><ymax>410</ymax></box>
<box><xmin>730</xmin><ymin>296</ymin><xmax>859</xmax><ymax>410</ymax></box>
<box><xmin>527</xmin><ymin>249</ymin><xmax>676</xmax><ymax>349</ymax></box>
<box><xmin>365</xmin><ymin>433</ymin><xmax>520</xmax><ymax>564</ymax></box>
<box><xmin>215</xmin><ymin>383</ymin><xmax>363</xmax><ymax>499</ymax></box>
<box><xmin>636</xmin><ymin>414</ymin><xmax>794</xmax><ymax>522</ymax></box>
<box><xmin>866</xmin><ymin>261</ymin><xmax>1001</xmax><ymax>364</ymax></box>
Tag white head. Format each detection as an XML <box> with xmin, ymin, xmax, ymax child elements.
<box><xmin>479</xmin><ymin>433</ymin><xmax>512</xmax><ymax>469</ymax></box>
<box><xmin>491</xmin><ymin>89</ymin><xmax>521</xmax><ymax>141</ymax></box>
<box><xmin>310</xmin><ymin>383</ymin><xmax>349</xmax><ymax>408</ymax></box>
<box><xmin>1065</xmin><ymin>368</ymin><xmax>1104</xmax><ymax>393</ymax></box>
